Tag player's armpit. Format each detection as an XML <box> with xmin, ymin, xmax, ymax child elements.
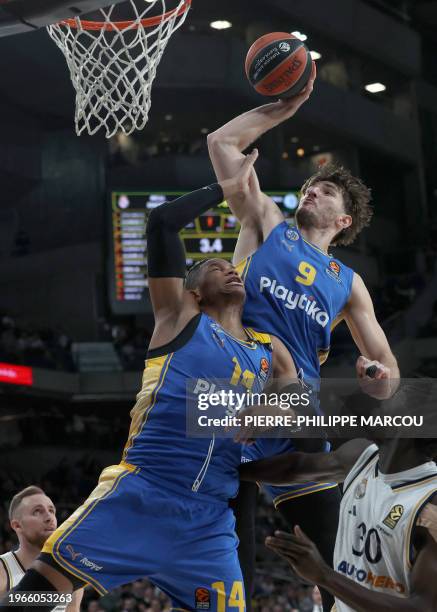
<box><xmin>239</xmin><ymin>439</ymin><xmax>371</xmax><ymax>485</ymax></box>
<box><xmin>270</xmin><ymin>335</ymin><xmax>298</xmax><ymax>381</ymax></box>
<box><xmin>417</xmin><ymin>501</ymin><xmax>437</xmax><ymax>543</ymax></box>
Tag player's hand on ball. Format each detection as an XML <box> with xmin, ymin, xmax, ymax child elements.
<box><xmin>266</xmin><ymin>526</ymin><xmax>329</xmax><ymax>584</ymax></box>
<box><xmin>256</xmin><ymin>60</ymin><xmax>317</xmax><ymax>122</ymax></box>
<box><xmin>356</xmin><ymin>355</ymin><xmax>392</xmax><ymax>400</ymax></box>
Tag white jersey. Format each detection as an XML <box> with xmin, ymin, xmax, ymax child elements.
<box><xmin>333</xmin><ymin>444</ymin><xmax>437</xmax><ymax>612</ymax></box>
<box><xmin>0</xmin><ymin>551</ymin><xmax>67</xmax><ymax>612</ymax></box>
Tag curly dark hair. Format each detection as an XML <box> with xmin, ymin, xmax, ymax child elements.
<box><xmin>301</xmin><ymin>164</ymin><xmax>373</xmax><ymax>246</ymax></box>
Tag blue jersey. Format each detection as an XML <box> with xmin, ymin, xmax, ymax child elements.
<box><xmin>237</xmin><ymin>222</ymin><xmax>354</xmax><ymax>505</ymax></box>
<box><xmin>123</xmin><ymin>313</ymin><xmax>272</xmax><ymax>503</ymax></box>
<box><xmin>237</xmin><ymin>222</ymin><xmax>354</xmax><ymax>382</ymax></box>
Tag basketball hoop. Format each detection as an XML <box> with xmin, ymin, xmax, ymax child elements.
<box><xmin>47</xmin><ymin>0</ymin><xmax>191</xmax><ymax>137</ymax></box>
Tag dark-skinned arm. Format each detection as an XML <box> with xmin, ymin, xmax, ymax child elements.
<box><xmin>147</xmin><ymin>149</ymin><xmax>258</xmax><ymax>348</ymax></box>
<box><xmin>233</xmin><ymin>335</ymin><xmax>300</xmax><ymax>444</ymax></box>
<box><xmin>266</xmin><ymin>523</ymin><xmax>437</xmax><ymax>612</ymax></box>
<box><xmin>239</xmin><ymin>439</ymin><xmax>372</xmax><ymax>485</ymax></box>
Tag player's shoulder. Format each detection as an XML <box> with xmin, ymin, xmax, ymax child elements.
<box><xmin>325</xmin><ymin>251</ymin><xmax>356</xmax><ymax>278</ymax></box>
<box><xmin>0</xmin><ymin>555</ymin><xmax>8</xmax><ymax>595</ymax></box>
<box><xmin>341</xmin><ymin>440</ymin><xmax>378</xmax><ymax>492</ymax></box>
<box><xmin>245</xmin><ymin>327</ymin><xmax>272</xmax><ymax>347</ymax></box>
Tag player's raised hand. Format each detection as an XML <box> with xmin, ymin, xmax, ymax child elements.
<box><xmin>265</xmin><ymin>526</ymin><xmax>329</xmax><ymax>584</ymax></box>
<box><xmin>356</xmin><ymin>355</ymin><xmax>392</xmax><ymax>400</ymax></box>
<box><xmin>219</xmin><ymin>148</ymin><xmax>259</xmax><ymax>201</ymax></box>
<box><xmin>254</xmin><ymin>60</ymin><xmax>317</xmax><ymax>123</ymax></box>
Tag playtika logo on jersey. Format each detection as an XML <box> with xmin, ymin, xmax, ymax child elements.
<box><xmin>259</xmin><ymin>277</ymin><xmax>330</xmax><ymax>327</ymax></box>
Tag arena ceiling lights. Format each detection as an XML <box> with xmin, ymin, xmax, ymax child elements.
<box><xmin>365</xmin><ymin>82</ymin><xmax>387</xmax><ymax>93</ymax></box>
<box><xmin>210</xmin><ymin>20</ymin><xmax>232</xmax><ymax>29</ymax></box>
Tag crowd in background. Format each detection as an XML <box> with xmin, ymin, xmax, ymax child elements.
<box><xmin>0</xmin><ymin>263</ymin><xmax>430</xmax><ymax>374</ymax></box>
<box><xmin>0</xmin><ymin>314</ymin><xmax>74</xmax><ymax>371</ymax></box>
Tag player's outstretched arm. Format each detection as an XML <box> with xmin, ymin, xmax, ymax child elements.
<box><xmin>239</xmin><ymin>439</ymin><xmax>371</xmax><ymax>485</ymax></box>
<box><xmin>147</xmin><ymin>150</ymin><xmax>259</xmax><ymax>346</ymax></box>
<box><xmin>266</xmin><ymin>519</ymin><xmax>437</xmax><ymax>612</ymax></box>
<box><xmin>208</xmin><ymin>62</ymin><xmax>316</xmax><ymax>165</ymax></box>
<box><xmin>344</xmin><ymin>273</ymin><xmax>400</xmax><ymax>399</ymax></box>
<box><xmin>207</xmin><ymin>63</ymin><xmax>316</xmax><ymax>262</ymax></box>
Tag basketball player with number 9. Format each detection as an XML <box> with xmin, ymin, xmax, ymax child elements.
<box><xmin>208</xmin><ymin>61</ymin><xmax>400</xmax><ymax>611</ymax></box>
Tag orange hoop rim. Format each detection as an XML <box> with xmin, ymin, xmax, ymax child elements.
<box><xmin>57</xmin><ymin>0</ymin><xmax>191</xmax><ymax>31</ymax></box>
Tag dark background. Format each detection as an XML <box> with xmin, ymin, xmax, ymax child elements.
<box><xmin>0</xmin><ymin>1</ymin><xmax>437</xmax><ymax>610</ymax></box>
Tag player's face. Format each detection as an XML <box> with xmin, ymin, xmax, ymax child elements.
<box><xmin>12</xmin><ymin>494</ymin><xmax>57</xmax><ymax>549</ymax></box>
<box><xmin>296</xmin><ymin>180</ymin><xmax>349</xmax><ymax>232</ymax></box>
<box><xmin>198</xmin><ymin>259</ymin><xmax>245</xmax><ymax>304</ymax></box>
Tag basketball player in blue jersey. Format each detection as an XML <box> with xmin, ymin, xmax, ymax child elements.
<box><xmin>208</xmin><ymin>65</ymin><xmax>399</xmax><ymax>610</ymax></box>
<box><xmin>0</xmin><ymin>151</ymin><xmax>299</xmax><ymax>612</ymax></box>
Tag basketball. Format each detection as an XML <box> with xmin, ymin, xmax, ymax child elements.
<box><xmin>245</xmin><ymin>32</ymin><xmax>313</xmax><ymax>98</ymax></box>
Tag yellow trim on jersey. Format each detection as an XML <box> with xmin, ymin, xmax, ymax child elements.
<box><xmin>245</xmin><ymin>328</ymin><xmax>272</xmax><ymax>346</ymax></box>
<box><xmin>405</xmin><ymin>486</ymin><xmax>437</xmax><ymax>569</ymax></box>
<box><xmin>122</xmin><ymin>353</ymin><xmax>173</xmax><ymax>460</ymax></box>
<box><xmin>393</xmin><ymin>475</ymin><xmax>437</xmax><ymax>493</ymax></box>
<box><xmin>318</xmin><ymin>348</ymin><xmax>330</xmax><ymax>366</ymax></box>
<box><xmin>235</xmin><ymin>256</ymin><xmax>252</xmax><ymax>282</ymax></box>
<box><xmin>273</xmin><ymin>482</ymin><xmax>338</xmax><ymax>507</ymax></box>
<box><xmin>318</xmin><ymin>312</ymin><xmax>345</xmax><ymax>365</ymax></box>
<box><xmin>219</xmin><ymin>328</ymin><xmax>258</xmax><ymax>349</ymax></box>
<box><xmin>43</xmin><ymin>463</ymin><xmax>138</xmax><ymax>594</ymax></box>
<box><xmin>301</xmin><ymin>236</ymin><xmax>331</xmax><ymax>257</ymax></box>
<box><xmin>119</xmin><ymin>461</ymin><xmax>140</xmax><ymax>473</ymax></box>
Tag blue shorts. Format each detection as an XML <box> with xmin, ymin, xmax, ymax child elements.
<box><xmin>43</xmin><ymin>463</ymin><xmax>245</xmax><ymax>611</ymax></box>
<box><xmin>242</xmin><ymin>439</ymin><xmax>337</xmax><ymax>507</ymax></box>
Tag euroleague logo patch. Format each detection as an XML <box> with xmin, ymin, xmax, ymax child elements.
<box><xmin>326</xmin><ymin>260</ymin><xmax>342</xmax><ymax>283</ymax></box>
<box><xmin>285</xmin><ymin>228</ymin><xmax>299</xmax><ymax>242</ymax></box>
<box><xmin>259</xmin><ymin>357</ymin><xmax>270</xmax><ymax>382</ymax></box>
<box><xmin>195</xmin><ymin>587</ymin><xmax>211</xmax><ymax>610</ymax></box>
<box><xmin>382</xmin><ymin>505</ymin><xmax>404</xmax><ymax>529</ymax></box>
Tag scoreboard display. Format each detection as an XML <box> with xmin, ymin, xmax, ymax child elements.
<box><xmin>108</xmin><ymin>190</ymin><xmax>299</xmax><ymax>314</ymax></box>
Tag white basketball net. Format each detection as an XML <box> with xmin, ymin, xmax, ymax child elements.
<box><xmin>47</xmin><ymin>0</ymin><xmax>190</xmax><ymax>138</ymax></box>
